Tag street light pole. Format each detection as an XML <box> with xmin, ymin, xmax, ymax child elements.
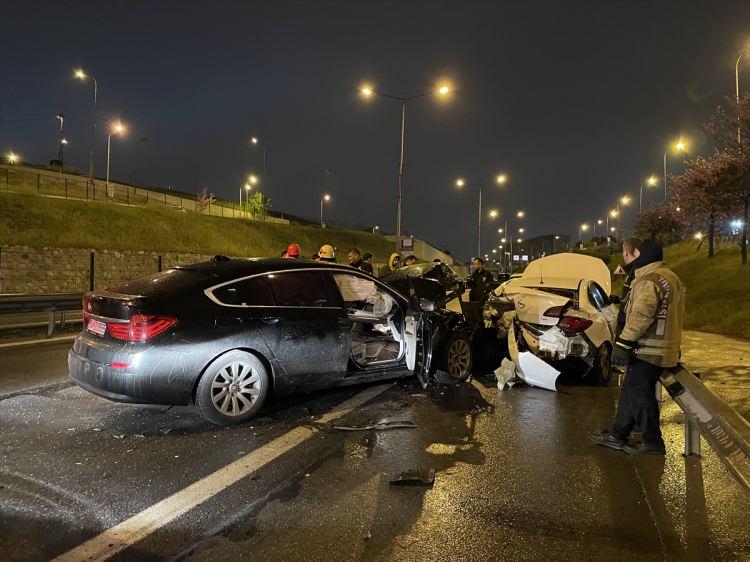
<box><xmin>55</xmin><ymin>114</ymin><xmax>65</xmax><ymax>167</ymax></box>
<box><xmin>360</xmin><ymin>83</ymin><xmax>453</xmax><ymax>252</ymax></box>
<box><xmin>74</xmin><ymin>70</ymin><xmax>98</xmax><ymax>190</ymax></box>
<box><xmin>320</xmin><ymin>194</ymin><xmax>331</xmax><ymax>227</ymax></box>
<box><xmin>250</xmin><ymin>137</ymin><xmax>268</xmax><ymax>195</ymax></box>
<box><xmin>736</xmin><ymin>51</ymin><xmax>745</xmax><ymax>144</ymax></box>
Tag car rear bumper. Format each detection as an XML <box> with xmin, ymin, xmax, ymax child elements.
<box><xmin>68</xmin><ymin>348</ymin><xmax>192</xmax><ymax>405</ymax></box>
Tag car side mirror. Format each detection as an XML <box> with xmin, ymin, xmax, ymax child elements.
<box><xmin>419</xmin><ymin>298</ymin><xmax>435</xmax><ymax>312</ymax></box>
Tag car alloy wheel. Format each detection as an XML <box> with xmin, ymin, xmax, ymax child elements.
<box><xmin>445</xmin><ymin>334</ymin><xmax>473</xmax><ymax>382</ymax></box>
<box><xmin>196</xmin><ymin>350</ymin><xmax>269</xmax><ymax>425</ymax></box>
<box><xmin>210</xmin><ymin>361</ymin><xmax>262</xmax><ymax>417</ymax></box>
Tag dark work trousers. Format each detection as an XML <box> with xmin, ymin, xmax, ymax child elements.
<box><xmin>610</xmin><ymin>358</ymin><xmax>665</xmax><ymax>447</ymax></box>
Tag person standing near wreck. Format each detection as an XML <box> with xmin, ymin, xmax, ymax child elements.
<box><xmin>590</xmin><ymin>239</ymin><xmax>685</xmax><ymax>455</ymax></box>
<box><xmin>468</xmin><ymin>257</ymin><xmax>494</xmax><ymax>302</ymax></box>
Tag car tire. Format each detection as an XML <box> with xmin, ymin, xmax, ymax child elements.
<box><xmin>442</xmin><ymin>333</ymin><xmax>473</xmax><ymax>382</ymax></box>
<box><xmin>589</xmin><ymin>343</ymin><xmax>612</xmax><ymax>386</ymax></box>
<box><xmin>196</xmin><ymin>350</ymin><xmax>269</xmax><ymax>426</ymax></box>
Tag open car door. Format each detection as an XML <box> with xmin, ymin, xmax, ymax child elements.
<box><xmin>404</xmin><ymin>313</ymin><xmax>433</xmax><ymax>388</ymax></box>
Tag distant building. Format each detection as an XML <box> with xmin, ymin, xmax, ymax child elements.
<box><xmin>523</xmin><ymin>234</ymin><xmax>571</xmax><ymax>260</ymax></box>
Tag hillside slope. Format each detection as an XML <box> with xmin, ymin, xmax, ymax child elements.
<box><xmin>0</xmin><ymin>192</ymin><xmax>395</xmax><ymax>262</ymax></box>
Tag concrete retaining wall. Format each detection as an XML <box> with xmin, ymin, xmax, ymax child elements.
<box><xmin>0</xmin><ymin>245</ymin><xmax>215</xmax><ymax>294</ymax></box>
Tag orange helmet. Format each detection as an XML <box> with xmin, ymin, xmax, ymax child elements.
<box><xmin>286</xmin><ymin>243</ymin><xmax>301</xmax><ymax>258</ymax></box>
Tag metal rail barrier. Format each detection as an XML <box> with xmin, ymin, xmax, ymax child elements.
<box><xmin>0</xmin><ymin>294</ymin><xmax>83</xmax><ymax>336</ymax></box>
<box><xmin>661</xmin><ymin>364</ymin><xmax>750</xmax><ymax>493</ymax></box>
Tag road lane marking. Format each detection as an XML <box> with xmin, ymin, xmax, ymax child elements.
<box><xmin>52</xmin><ymin>383</ymin><xmax>392</xmax><ymax>562</ymax></box>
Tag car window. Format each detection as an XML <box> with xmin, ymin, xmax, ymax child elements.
<box><xmin>213</xmin><ymin>276</ymin><xmax>274</xmax><ymax>306</ymax></box>
<box><xmin>332</xmin><ymin>274</ymin><xmax>378</xmax><ymax>302</ymax></box>
<box><xmin>268</xmin><ymin>271</ymin><xmax>332</xmax><ymax>307</ymax></box>
<box><xmin>588</xmin><ymin>281</ymin><xmax>608</xmax><ymax>310</ymax></box>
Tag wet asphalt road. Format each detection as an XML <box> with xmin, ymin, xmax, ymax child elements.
<box><xmin>1</xmin><ymin>332</ymin><xmax>749</xmax><ymax>561</ymax></box>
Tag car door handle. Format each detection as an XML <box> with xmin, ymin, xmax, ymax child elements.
<box><xmin>261</xmin><ymin>316</ymin><xmax>281</xmax><ymax>325</ymax></box>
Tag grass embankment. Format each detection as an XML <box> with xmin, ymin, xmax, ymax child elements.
<box><xmin>0</xmin><ymin>192</ymin><xmax>395</xmax><ymax>262</ymax></box>
<box><xmin>607</xmin><ymin>241</ymin><xmax>749</xmax><ymax>338</ymax></box>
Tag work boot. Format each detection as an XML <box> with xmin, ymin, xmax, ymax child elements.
<box><xmin>588</xmin><ymin>430</ymin><xmax>627</xmax><ymax>452</ymax></box>
<box><xmin>623</xmin><ymin>442</ymin><xmax>666</xmax><ymax>456</ymax></box>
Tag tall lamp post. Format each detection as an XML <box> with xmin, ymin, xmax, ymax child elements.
<box><xmin>579</xmin><ymin>223</ymin><xmax>589</xmax><ymax>249</ymax></box>
<box><xmin>455</xmin><ymin>173</ymin><xmax>506</xmax><ymax>258</ymax></box>
<box><xmin>506</xmin><ymin>210</ymin><xmax>525</xmax><ymax>273</ymax></box>
<box><xmin>736</xmin><ymin>50</ymin><xmax>747</xmax><ymax>144</ymax></box>
<box><xmin>663</xmin><ymin>139</ymin><xmax>687</xmax><ymax>201</ymax></box>
<box><xmin>360</xmin><ymin>82</ymin><xmax>454</xmax><ymax>252</ymax></box>
<box><xmin>74</xmin><ymin>68</ymin><xmax>98</xmax><ymax>190</ymax></box>
<box><xmin>320</xmin><ymin>194</ymin><xmax>331</xmax><ymax>227</ymax></box>
<box><xmin>105</xmin><ymin>121</ymin><xmax>126</xmax><ymax>198</ymax></box>
<box><xmin>250</xmin><ymin>136</ymin><xmax>268</xmax><ymax>193</ymax></box>
<box><xmin>640</xmin><ymin>175</ymin><xmax>659</xmax><ymax>213</ymax></box>
<box><xmin>55</xmin><ymin>114</ymin><xmax>66</xmax><ymax>168</ymax></box>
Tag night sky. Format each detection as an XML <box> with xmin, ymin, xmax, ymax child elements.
<box><xmin>2</xmin><ymin>0</ymin><xmax>750</xmax><ymax>260</ymax></box>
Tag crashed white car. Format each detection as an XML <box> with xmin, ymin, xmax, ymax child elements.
<box><xmin>485</xmin><ymin>253</ymin><xmax>618</xmax><ymax>391</ymax></box>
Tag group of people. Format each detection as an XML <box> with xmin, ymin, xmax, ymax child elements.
<box><xmin>278</xmin><ymin>243</ymin><xmax>425</xmax><ymax>277</ymax></box>
<box><xmin>279</xmin><ymin>243</ymin><xmax>375</xmax><ymax>273</ymax></box>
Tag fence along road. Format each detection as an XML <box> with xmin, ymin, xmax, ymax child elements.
<box><xmin>0</xmin><ymin>163</ymin><xmax>289</xmax><ymax>224</ymax></box>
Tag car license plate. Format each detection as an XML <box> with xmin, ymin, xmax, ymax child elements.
<box><xmin>87</xmin><ymin>318</ymin><xmax>107</xmax><ymax>336</ymax></box>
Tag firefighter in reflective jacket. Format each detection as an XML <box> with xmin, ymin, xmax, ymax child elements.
<box><xmin>590</xmin><ymin>239</ymin><xmax>685</xmax><ymax>455</ymax></box>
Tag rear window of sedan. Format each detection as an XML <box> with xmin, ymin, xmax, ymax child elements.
<box><xmin>108</xmin><ymin>269</ymin><xmax>210</xmax><ymax>297</ymax></box>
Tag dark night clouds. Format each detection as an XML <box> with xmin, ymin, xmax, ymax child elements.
<box><xmin>2</xmin><ymin>0</ymin><xmax>750</xmax><ymax>259</ymax></box>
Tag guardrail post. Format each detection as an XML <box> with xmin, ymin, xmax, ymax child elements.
<box><xmin>684</xmin><ymin>415</ymin><xmax>702</xmax><ymax>457</ymax></box>
<box><xmin>158</xmin><ymin>255</ymin><xmax>163</xmax><ymax>272</ymax></box>
<box><xmin>47</xmin><ymin>310</ymin><xmax>55</xmax><ymax>336</ymax></box>
<box><xmin>89</xmin><ymin>252</ymin><xmax>95</xmax><ymax>291</ymax></box>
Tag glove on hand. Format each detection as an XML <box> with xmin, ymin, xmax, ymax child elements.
<box><xmin>612</xmin><ymin>338</ymin><xmax>636</xmax><ymax>366</ymax></box>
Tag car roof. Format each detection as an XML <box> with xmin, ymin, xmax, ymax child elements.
<box><xmin>177</xmin><ymin>257</ymin><xmax>361</xmax><ymax>282</ymax></box>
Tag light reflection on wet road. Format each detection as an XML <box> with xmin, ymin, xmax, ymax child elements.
<box><xmin>0</xmin><ymin>331</ymin><xmax>748</xmax><ymax>561</ymax></box>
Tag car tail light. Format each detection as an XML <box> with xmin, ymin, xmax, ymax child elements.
<box><xmin>558</xmin><ymin>316</ymin><xmax>593</xmax><ymax>335</ymax></box>
<box><xmin>543</xmin><ymin>306</ymin><xmax>566</xmax><ymax>318</ymax></box>
<box><xmin>108</xmin><ymin>315</ymin><xmax>178</xmax><ymax>341</ymax></box>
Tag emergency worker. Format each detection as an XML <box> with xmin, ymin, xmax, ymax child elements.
<box><xmin>590</xmin><ymin>239</ymin><xmax>685</xmax><ymax>455</ymax></box>
<box><xmin>318</xmin><ymin>244</ymin><xmax>336</xmax><ymax>262</ymax></box>
<box><xmin>467</xmin><ymin>257</ymin><xmax>494</xmax><ymax>302</ymax></box>
<box><xmin>403</xmin><ymin>255</ymin><xmax>418</xmax><ymax>266</ymax></box>
<box><xmin>285</xmin><ymin>243</ymin><xmax>301</xmax><ymax>259</ymax></box>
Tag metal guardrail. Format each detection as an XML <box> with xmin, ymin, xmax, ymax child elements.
<box><xmin>0</xmin><ymin>293</ymin><xmax>83</xmax><ymax>336</ymax></box>
<box><xmin>662</xmin><ymin>364</ymin><xmax>750</xmax><ymax>493</ymax></box>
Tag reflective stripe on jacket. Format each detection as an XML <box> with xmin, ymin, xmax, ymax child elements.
<box><xmin>619</xmin><ymin>261</ymin><xmax>685</xmax><ymax>368</ymax></box>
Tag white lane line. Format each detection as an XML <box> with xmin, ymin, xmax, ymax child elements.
<box><xmin>52</xmin><ymin>383</ymin><xmax>392</xmax><ymax>562</ymax></box>
<box><xmin>0</xmin><ymin>334</ymin><xmax>76</xmax><ymax>350</ymax></box>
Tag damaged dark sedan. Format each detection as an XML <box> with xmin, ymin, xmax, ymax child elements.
<box><xmin>69</xmin><ymin>257</ymin><xmax>469</xmax><ymax>426</ymax></box>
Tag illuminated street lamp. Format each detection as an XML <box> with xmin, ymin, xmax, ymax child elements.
<box><xmin>105</xmin><ymin>121</ymin><xmax>126</xmax><ymax>198</ymax></box>
<box><xmin>240</xmin><ymin>174</ymin><xmax>259</xmax><ymax>218</ymax></box>
<box><xmin>579</xmin><ymin>223</ymin><xmax>589</xmax><ymax>249</ymax></box>
<box><xmin>454</xmin><ymin>174</ymin><xmax>504</xmax><ymax>257</ymax></box>
<box><xmin>372</xmin><ymin>225</ymin><xmax>380</xmax><ymax>234</ymax></box>
<box><xmin>497</xmin><ymin>227</ymin><xmax>504</xmax><ymax>234</ymax></box>
<box><xmin>6</xmin><ymin>151</ymin><xmax>19</xmax><ymax>164</ymax></box>
<box><xmin>249</xmin><ymin>135</ymin><xmax>268</xmax><ymax>194</ymax></box>
<box><xmin>73</xmin><ymin>68</ymin><xmax>98</xmax><ymax>189</ymax></box>
<box><xmin>55</xmin><ymin>114</ymin><xmax>66</xmax><ymax>168</ymax></box>
<box><xmin>640</xmin><ymin>174</ymin><xmax>659</xmax><ymax>213</ymax></box>
<box><xmin>361</xmin><ymin>81</ymin><xmax>454</xmax><ymax>251</ymax></box>
<box><xmin>320</xmin><ymin>193</ymin><xmax>331</xmax><ymax>227</ymax></box>
<box><xmin>616</xmin><ymin>195</ymin><xmax>631</xmax><ymax>238</ymax></box>
<box><xmin>664</xmin><ymin>139</ymin><xmax>687</xmax><ymax>201</ymax></box>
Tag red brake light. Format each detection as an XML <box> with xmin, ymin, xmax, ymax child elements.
<box><xmin>558</xmin><ymin>316</ymin><xmax>593</xmax><ymax>335</ymax></box>
<box><xmin>108</xmin><ymin>315</ymin><xmax>178</xmax><ymax>341</ymax></box>
<box><xmin>543</xmin><ymin>306</ymin><xmax>566</xmax><ymax>318</ymax></box>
